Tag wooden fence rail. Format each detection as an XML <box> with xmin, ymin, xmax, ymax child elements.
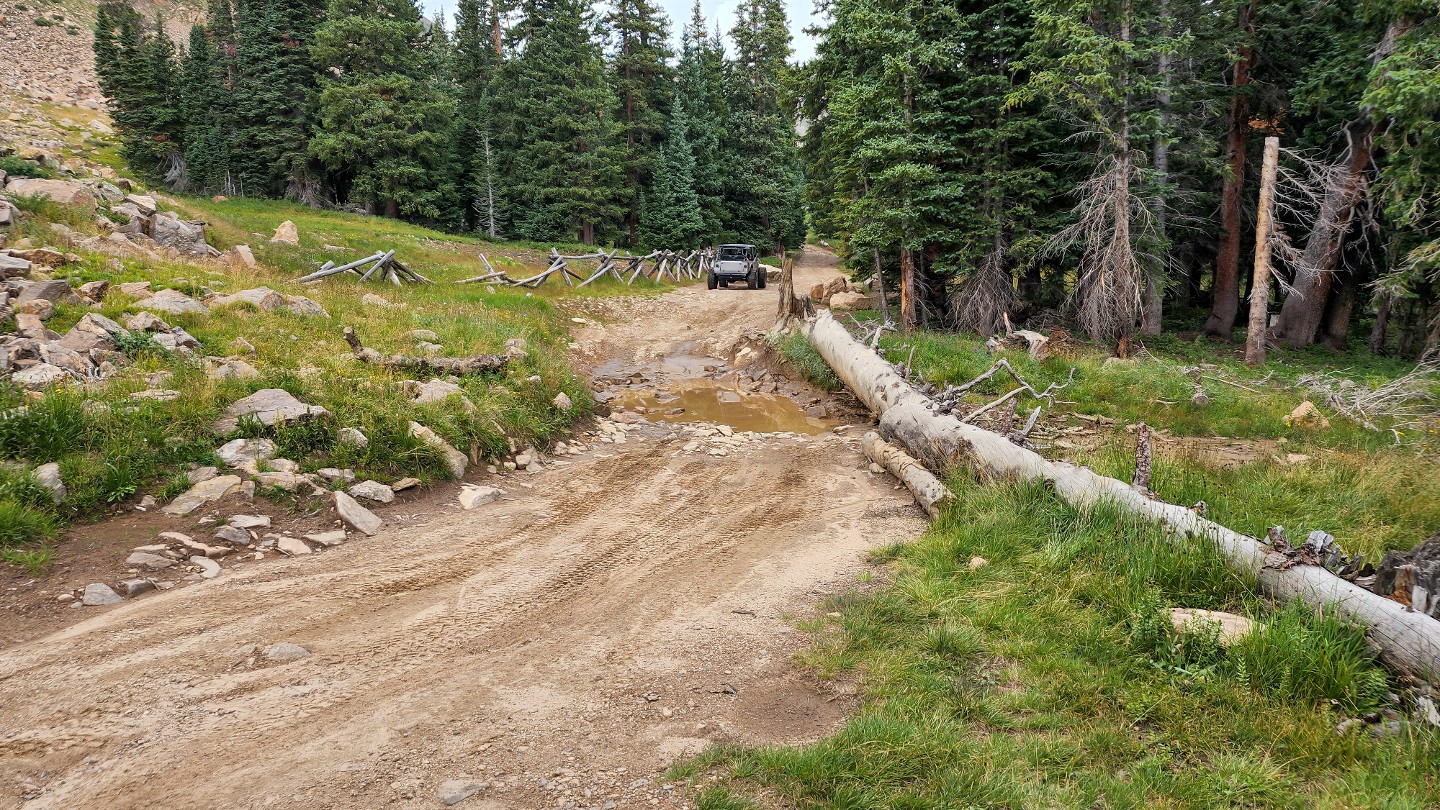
<box><xmin>458</xmin><ymin>248</ymin><xmax>715</xmax><ymax>288</ymax></box>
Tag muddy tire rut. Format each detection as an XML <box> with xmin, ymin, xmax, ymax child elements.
<box><xmin>0</xmin><ymin>249</ymin><xmax>927</xmax><ymax>809</ymax></box>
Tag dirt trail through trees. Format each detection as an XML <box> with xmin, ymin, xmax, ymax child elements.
<box><xmin>0</xmin><ymin>249</ymin><xmax>926</xmax><ymax>809</ymax></box>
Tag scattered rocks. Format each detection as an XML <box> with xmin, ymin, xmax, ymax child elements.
<box><xmin>228</xmin><ymin>514</ymin><xmax>271</xmax><ymax>530</ymax></box>
<box><xmin>1169</xmin><ymin>608</ymin><xmax>1256</xmax><ymax>647</ymax></box>
<box><xmin>32</xmin><ymin>462</ymin><xmax>64</xmax><ymax>504</ymax></box>
<box><xmin>3</xmin><ymin>178</ymin><xmax>97</xmax><ymax>212</ymax></box>
<box><xmin>132</xmin><ymin>288</ymin><xmax>209</xmax><ymax>316</ymax></box>
<box><xmin>337</xmin><ymin>427</ymin><xmax>368</xmax><ymax>449</ymax></box>
<box><xmin>458</xmin><ymin>485</ymin><xmax>501</xmax><ymax>510</ymax></box>
<box><xmin>213</xmin><ymin>525</ymin><xmax>252</xmax><ymax>545</ymax></box>
<box><xmin>348</xmin><ymin>480</ymin><xmax>395</xmax><ymax>503</ymax></box>
<box><xmin>118</xmin><ymin>578</ymin><xmax>156</xmax><ymax>597</ymax></box>
<box><xmin>210</xmin><ymin>359</ymin><xmax>259</xmax><ymax>381</ymax></box>
<box><xmin>1285</xmin><ymin>400</ymin><xmax>1332</xmax><ymax>430</ymax></box>
<box><xmin>270</xmin><ymin>220</ymin><xmax>300</xmax><ymax>245</ymax></box>
<box><xmin>126</xmin><ymin>552</ymin><xmax>175</xmax><ymax>570</ymax></box>
<box><xmin>217</xmin><ymin>438</ymin><xmax>278</xmax><ymax>468</ymax></box>
<box><xmin>436</xmin><ymin>779</ymin><xmax>486</xmax><ymax>806</ymax></box>
<box><xmin>277</xmin><ymin>536</ymin><xmax>312</xmax><ymax>556</ymax></box>
<box><xmin>414</xmin><ymin>378</ymin><xmax>472</xmax><ymax>407</ymax></box>
<box><xmin>162</xmin><ymin>474</ymin><xmax>244</xmax><ymax>516</ymax></box>
<box><xmin>409</xmin><ymin>421</ymin><xmax>467</xmax><ymax>478</ymax></box>
<box><xmin>214</xmin><ymin>388</ymin><xmax>329</xmax><ymax>434</ymax></box>
<box><xmin>392</xmin><ymin>477</ymin><xmax>420</xmax><ymax>491</ymax></box>
<box><xmin>211</xmin><ymin>286</ymin><xmax>329</xmax><ymax>318</ymax></box>
<box><xmin>554</xmin><ymin>391</ymin><xmax>574</xmax><ymax>411</ymax></box>
<box><xmin>304</xmin><ymin>530</ymin><xmax>347</xmax><ymax>547</ymax></box>
<box><xmin>190</xmin><ymin>555</ymin><xmax>222</xmax><ymax>578</ymax></box>
<box><xmin>265</xmin><ymin>642</ymin><xmax>311</xmax><ymax>662</ymax></box>
<box><xmin>318</xmin><ymin>467</ymin><xmax>356</xmax><ymax>484</ymax></box>
<box><xmin>334</xmin><ymin>490</ymin><xmax>383</xmax><ymax>536</ymax></box>
<box><xmin>81</xmin><ymin>583</ymin><xmax>123</xmax><ymax>606</ymax></box>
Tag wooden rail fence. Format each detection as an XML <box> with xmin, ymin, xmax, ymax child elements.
<box><xmin>458</xmin><ymin>248</ymin><xmax>716</xmax><ymax>288</ymax></box>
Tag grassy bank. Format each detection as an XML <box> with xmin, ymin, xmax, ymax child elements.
<box><xmin>0</xmin><ymin>191</ymin><xmax>624</xmax><ymax>572</ymax></box>
<box><xmin>684</xmin><ymin>481</ymin><xmax>1440</xmax><ymax>808</ymax></box>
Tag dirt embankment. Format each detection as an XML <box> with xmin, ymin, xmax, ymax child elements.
<box><xmin>0</xmin><ymin>249</ymin><xmax>927</xmax><ymax>809</ymax></box>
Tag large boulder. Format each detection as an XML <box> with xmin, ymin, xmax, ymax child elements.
<box><xmin>12</xmin><ymin>363</ymin><xmax>72</xmax><ymax>389</ymax></box>
<box><xmin>3</xmin><ymin>178</ymin><xmax>97</xmax><ymax>213</ymax></box>
<box><xmin>828</xmin><ymin>291</ymin><xmax>872</xmax><ymax>312</ymax></box>
<box><xmin>0</xmin><ymin>254</ymin><xmax>30</xmax><ymax>278</ymax></box>
<box><xmin>270</xmin><ymin>220</ymin><xmax>300</xmax><ymax>245</ymax></box>
<box><xmin>150</xmin><ymin>212</ymin><xmax>210</xmax><ymax>257</ymax></box>
<box><xmin>59</xmin><ymin>313</ymin><xmax>129</xmax><ymax>353</ymax></box>
<box><xmin>15</xmin><ymin>279</ymin><xmax>77</xmax><ymax>308</ymax></box>
<box><xmin>214</xmin><ymin>388</ymin><xmax>329</xmax><ymax>434</ymax></box>
<box><xmin>132</xmin><ymin>288</ymin><xmax>208</xmax><ymax>316</ymax></box>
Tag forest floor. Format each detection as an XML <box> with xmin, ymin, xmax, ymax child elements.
<box><xmin>0</xmin><ymin>249</ymin><xmax>934</xmax><ymax>809</ymax></box>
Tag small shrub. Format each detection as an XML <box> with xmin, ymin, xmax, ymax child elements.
<box><xmin>772</xmin><ymin>332</ymin><xmax>841</xmax><ymax>391</ymax></box>
<box><xmin>113</xmin><ymin>331</ymin><xmax>163</xmax><ymax>359</ymax></box>
<box><xmin>0</xmin><ymin>154</ymin><xmax>54</xmax><ymax>179</ymax></box>
<box><xmin>33</xmin><ymin>15</ymin><xmax>55</xmax><ymax>25</ymax></box>
<box><xmin>0</xmin><ymin>500</ymin><xmax>58</xmax><ymax>549</ymax></box>
<box><xmin>0</xmin><ymin>394</ymin><xmax>88</xmax><ymax>461</ymax></box>
<box><xmin>101</xmin><ymin>461</ymin><xmax>138</xmax><ymax>504</ymax></box>
<box><xmin>0</xmin><ymin>548</ymin><xmax>54</xmax><ymax>575</ymax></box>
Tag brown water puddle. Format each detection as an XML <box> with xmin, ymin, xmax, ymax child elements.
<box><xmin>610</xmin><ymin>379</ymin><xmax>835</xmax><ymax>435</ymax></box>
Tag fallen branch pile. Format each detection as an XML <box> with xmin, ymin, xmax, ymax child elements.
<box><xmin>298</xmin><ymin>250</ymin><xmax>432</xmax><ymax>285</ymax></box>
<box><xmin>459</xmin><ymin>248</ymin><xmax>715</xmax><ymax>288</ymax></box>
<box><xmin>800</xmin><ymin>309</ymin><xmax>1440</xmax><ymax>689</ymax></box>
<box><xmin>1298</xmin><ymin>356</ymin><xmax>1440</xmax><ymax>432</ymax></box>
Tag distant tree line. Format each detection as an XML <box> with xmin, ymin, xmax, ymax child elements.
<box><xmin>91</xmin><ymin>0</ymin><xmax>806</xmax><ymax>252</ymax></box>
<box><xmin>804</xmin><ymin>0</ymin><xmax>1439</xmax><ymax>355</ymax></box>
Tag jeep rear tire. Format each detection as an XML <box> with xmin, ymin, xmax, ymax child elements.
<box><xmin>707</xmin><ymin>273</ymin><xmax>718</xmax><ymax>290</ymax></box>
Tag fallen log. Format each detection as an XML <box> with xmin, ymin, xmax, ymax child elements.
<box><xmin>862</xmin><ymin>431</ymin><xmax>952</xmax><ymax>518</ymax></box>
<box><xmin>801</xmin><ymin>309</ymin><xmax>1440</xmax><ymax>688</ymax></box>
<box><xmin>342</xmin><ymin>327</ymin><xmax>508</xmax><ymax>375</ymax></box>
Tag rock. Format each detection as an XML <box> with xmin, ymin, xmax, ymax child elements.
<box><xmin>0</xmin><ymin>253</ymin><xmax>31</xmax><ymax>277</ymax></box>
<box><xmin>16</xmin><ymin>279</ymin><xmax>76</xmax><ymax>307</ymax></box>
<box><xmin>81</xmin><ymin>583</ymin><xmax>123</xmax><ymax>606</ymax></box>
<box><xmin>118</xmin><ymin>578</ymin><xmax>155</xmax><ymax>597</ymax></box>
<box><xmin>361</xmin><ymin>293</ymin><xmax>400</xmax><ymax>308</ymax></box>
<box><xmin>268</xmin><ymin>458</ymin><xmax>300</xmax><ymax>473</ymax></box>
<box><xmin>270</xmin><ymin>220</ymin><xmax>300</xmax><ymax>245</ymax></box>
<box><xmin>217</xmin><ymin>437</ymin><xmax>278</xmax><ymax>467</ymax></box>
<box><xmin>125</xmin><ymin>311</ymin><xmax>171</xmax><ymax>332</ymax></box>
<box><xmin>0</xmin><ymin>200</ymin><xmax>12</xmax><ymax>227</ymax></box>
<box><xmin>230</xmin><ymin>336</ymin><xmax>256</xmax><ymax>354</ymax></box>
<box><xmin>553</xmin><ymin>391</ymin><xmax>574</xmax><ymax>411</ymax></box>
<box><xmin>210</xmin><ymin>359</ymin><xmax>259</xmax><ymax>380</ymax></box>
<box><xmin>716</xmin><ymin>424</ymin><xmax>734</xmax><ymax>437</ymax></box>
<box><xmin>409</xmin><ymin>421</ymin><xmax>468</xmax><ymax>478</ymax></box>
<box><xmin>123</xmin><ymin>193</ymin><xmax>157</xmax><ymax>215</ymax></box>
<box><xmin>304</xmin><ymin>530</ymin><xmax>347</xmax><ymax>547</ymax></box>
<box><xmin>229</xmin><ymin>514</ymin><xmax>271</xmax><ymax>530</ymax></box>
<box><xmin>187</xmin><ymin>466</ymin><xmax>218</xmax><ymax>485</ymax></box>
<box><xmin>116</xmin><ymin>281</ymin><xmax>152</xmax><ymax>297</ymax></box>
<box><xmin>828</xmin><ymin>291</ymin><xmax>872</xmax><ymax>311</ymax></box>
<box><xmin>348</xmin><ymin>480</ymin><xmax>395</xmax><ymax>503</ymax></box>
<box><xmin>317</xmin><ymin>467</ymin><xmax>356</xmax><ymax>484</ymax></box>
<box><xmin>16</xmin><ymin>298</ymin><xmax>55</xmax><ymax>319</ymax></box>
<box><xmin>213</xmin><ymin>525</ymin><xmax>252</xmax><ymax>545</ymax></box>
<box><xmin>337</xmin><ymin>427</ymin><xmax>368</xmax><ymax>449</ymax></box>
<box><xmin>211</xmin><ymin>286</ymin><xmax>329</xmax><ymax>318</ymax></box>
<box><xmin>190</xmin><ymin>555</ymin><xmax>222</xmax><ymax>578</ymax></box>
<box><xmin>334</xmin><ymin>490</ymin><xmax>383</xmax><ymax>536</ymax></box>
<box><xmin>255</xmin><ymin>471</ymin><xmax>313</xmax><ymax>492</ymax></box>
<box><xmin>227</xmin><ymin>244</ymin><xmax>256</xmax><ymax>268</ymax></box>
<box><xmin>411</xmin><ymin>329</ymin><xmax>439</xmax><ymax>342</ymax></box>
<box><xmin>126</xmin><ymin>552</ymin><xmax>175</xmax><ymax>570</ymax></box>
<box><xmin>3</xmin><ymin>178</ymin><xmax>96</xmax><ymax>212</ymax></box>
<box><xmin>8</xmin><ymin>248</ymin><xmax>66</xmax><ymax>267</ymax></box>
<box><xmin>150</xmin><ymin>213</ymin><xmax>210</xmax><ymax>256</ymax></box>
<box><xmin>392</xmin><ymin>477</ymin><xmax>420</xmax><ymax>491</ymax></box>
<box><xmin>1373</xmin><ymin>531</ymin><xmax>1440</xmax><ymax>620</ymax></box>
<box><xmin>458</xmin><ymin>485</ymin><xmax>501</xmax><ymax>510</ymax></box>
<box><xmin>1168</xmin><ymin>608</ymin><xmax>1256</xmax><ymax>647</ymax></box>
<box><xmin>277</xmin><ymin>536</ymin><xmax>312</xmax><ymax>556</ymax></box>
<box><xmin>13</xmin><ymin>363</ymin><xmax>72</xmax><ymax>389</ymax></box>
<box><xmin>75</xmin><ymin>281</ymin><xmax>110</xmax><ymax>304</ymax></box>
<box><xmin>436</xmin><ymin>779</ymin><xmax>487</xmax><ymax>806</ymax></box>
<box><xmin>1285</xmin><ymin>400</ymin><xmax>1331</xmax><ymax>430</ymax></box>
<box><xmin>133</xmin><ymin>288</ymin><xmax>208</xmax><ymax>316</ymax></box>
<box><xmin>163</xmin><ymin>474</ymin><xmax>243</xmax><ymax>516</ymax></box>
<box><xmin>968</xmin><ymin>556</ymin><xmax>989</xmax><ymax>570</ymax></box>
<box><xmin>215</xmin><ymin>388</ymin><xmax>329</xmax><ymax>434</ymax></box>
<box><xmin>413</xmin><ymin>378</ymin><xmax>472</xmax><ymax>407</ymax></box>
<box><xmin>32</xmin><ymin>462</ymin><xmax>65</xmax><ymax>504</ymax></box>
<box><xmin>130</xmin><ymin>389</ymin><xmax>181</xmax><ymax>402</ymax></box>
<box><xmin>265</xmin><ymin>642</ymin><xmax>311</xmax><ymax>662</ymax></box>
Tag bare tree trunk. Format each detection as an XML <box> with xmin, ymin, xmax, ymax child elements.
<box><xmin>1321</xmin><ymin>269</ymin><xmax>1359</xmax><ymax>351</ymax></box>
<box><xmin>1274</xmin><ymin>123</ymin><xmax>1374</xmax><ymax>347</ymax></box>
<box><xmin>1369</xmin><ymin>289</ymin><xmax>1393</xmax><ymax>354</ymax></box>
<box><xmin>1204</xmin><ymin>0</ymin><xmax>1257</xmax><ymax>338</ymax></box>
<box><xmin>483</xmin><ymin>133</ymin><xmax>497</xmax><ymax>240</ymax></box>
<box><xmin>872</xmin><ymin>247</ymin><xmax>893</xmax><ymax>325</ymax></box>
<box><xmin>899</xmin><ymin>246</ymin><xmax>917</xmax><ymax>330</ymax></box>
<box><xmin>1245</xmin><ymin>136</ymin><xmax>1280</xmax><ymax>366</ymax></box>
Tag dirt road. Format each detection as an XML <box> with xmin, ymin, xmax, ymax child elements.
<box><xmin>0</xmin><ymin>249</ymin><xmax>926</xmax><ymax>809</ymax></box>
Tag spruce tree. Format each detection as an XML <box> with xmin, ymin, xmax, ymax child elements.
<box><xmin>493</xmin><ymin>0</ymin><xmax>625</xmax><ymax>244</ymax></box>
<box><xmin>232</xmin><ymin>0</ymin><xmax>325</xmax><ymax>199</ymax></box>
<box><xmin>639</xmin><ymin>90</ymin><xmax>704</xmax><ymax>248</ymax></box>
<box><xmin>310</xmin><ymin>0</ymin><xmax>455</xmax><ymax>217</ymax></box>
<box><xmin>451</xmin><ymin>0</ymin><xmax>504</xmax><ymax>234</ymax></box>
<box><xmin>606</xmin><ymin>0</ymin><xmax>672</xmax><ymax>244</ymax></box>
<box><xmin>179</xmin><ymin>24</ymin><xmax>232</xmax><ymax>192</ymax></box>
<box><xmin>676</xmin><ymin>1</ymin><xmax>728</xmax><ymax>241</ymax></box>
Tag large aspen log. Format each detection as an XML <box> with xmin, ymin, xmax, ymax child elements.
<box><xmin>862</xmin><ymin>431</ymin><xmax>952</xmax><ymax>518</ymax></box>
<box><xmin>803</xmin><ymin>309</ymin><xmax>1440</xmax><ymax>687</ymax></box>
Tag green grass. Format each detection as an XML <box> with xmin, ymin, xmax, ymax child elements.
<box><xmin>686</xmin><ymin>481</ymin><xmax>1440</xmax><ymax>808</ymax></box>
<box><xmin>772</xmin><ymin>332</ymin><xmax>841</xmax><ymax>391</ymax></box>
<box><xmin>0</xmin><ymin>154</ymin><xmax>56</xmax><ymax>179</ymax></box>
<box><xmin>0</xmin><ymin>189</ymin><xmax>609</xmax><ymax>570</ymax></box>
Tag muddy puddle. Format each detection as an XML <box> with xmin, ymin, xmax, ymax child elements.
<box><xmin>609</xmin><ymin>379</ymin><xmax>835</xmax><ymax>435</ymax></box>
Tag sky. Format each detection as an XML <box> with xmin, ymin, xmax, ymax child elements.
<box><xmin>420</xmin><ymin>0</ymin><xmax>823</xmax><ymax>64</ymax></box>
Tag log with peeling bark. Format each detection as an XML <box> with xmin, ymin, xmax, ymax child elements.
<box><xmin>342</xmin><ymin>327</ymin><xmax>508</xmax><ymax>375</ymax></box>
<box><xmin>801</xmin><ymin>309</ymin><xmax>1440</xmax><ymax>688</ymax></box>
<box><xmin>862</xmin><ymin>431</ymin><xmax>952</xmax><ymax>518</ymax></box>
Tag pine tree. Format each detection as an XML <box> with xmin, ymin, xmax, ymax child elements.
<box><xmin>179</xmin><ymin>24</ymin><xmax>232</xmax><ymax>192</ymax></box>
<box><xmin>606</xmin><ymin>0</ymin><xmax>672</xmax><ymax>244</ymax></box>
<box><xmin>493</xmin><ymin>0</ymin><xmax>625</xmax><ymax>244</ymax></box>
<box><xmin>94</xmin><ymin>6</ymin><xmax>186</xmax><ymax>182</ymax></box>
<box><xmin>310</xmin><ymin>0</ymin><xmax>455</xmax><ymax>217</ymax></box>
<box><xmin>676</xmin><ymin>1</ymin><xmax>728</xmax><ymax>241</ymax></box>
<box><xmin>232</xmin><ymin>0</ymin><xmax>324</xmax><ymax>199</ymax></box>
<box><xmin>452</xmin><ymin>0</ymin><xmax>504</xmax><ymax>234</ymax></box>
<box><xmin>722</xmin><ymin>0</ymin><xmax>805</xmax><ymax>253</ymax></box>
<box><xmin>639</xmin><ymin>89</ymin><xmax>704</xmax><ymax>248</ymax></box>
